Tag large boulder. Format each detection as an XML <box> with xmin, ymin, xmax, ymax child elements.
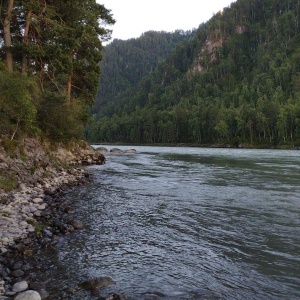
<box><xmin>110</xmin><ymin>148</ymin><xmax>123</xmax><ymax>154</ymax></box>
<box><xmin>123</xmin><ymin>149</ymin><xmax>137</xmax><ymax>154</ymax></box>
<box><xmin>96</xmin><ymin>147</ymin><xmax>108</xmax><ymax>153</ymax></box>
<box><xmin>109</xmin><ymin>148</ymin><xmax>137</xmax><ymax>154</ymax></box>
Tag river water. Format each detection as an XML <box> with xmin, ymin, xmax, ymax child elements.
<box><xmin>36</xmin><ymin>146</ymin><xmax>300</xmax><ymax>299</ymax></box>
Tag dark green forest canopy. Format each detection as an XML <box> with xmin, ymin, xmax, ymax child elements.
<box><xmin>89</xmin><ymin>0</ymin><xmax>300</xmax><ymax>147</ymax></box>
<box><xmin>0</xmin><ymin>0</ymin><xmax>114</xmax><ymax>141</ymax></box>
<box><xmin>92</xmin><ymin>30</ymin><xmax>196</xmax><ymax>116</ymax></box>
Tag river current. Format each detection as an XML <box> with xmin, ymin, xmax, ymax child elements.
<box><xmin>36</xmin><ymin>146</ymin><xmax>300</xmax><ymax>299</ymax></box>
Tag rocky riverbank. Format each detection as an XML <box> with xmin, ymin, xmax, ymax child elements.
<box><xmin>0</xmin><ymin>138</ymin><xmax>108</xmax><ymax>299</ymax></box>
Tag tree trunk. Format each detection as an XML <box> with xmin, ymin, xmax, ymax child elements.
<box><xmin>67</xmin><ymin>75</ymin><xmax>72</xmax><ymax>102</ymax></box>
<box><xmin>66</xmin><ymin>49</ymin><xmax>73</xmax><ymax>102</ymax></box>
<box><xmin>3</xmin><ymin>0</ymin><xmax>14</xmax><ymax>73</ymax></box>
<box><xmin>10</xmin><ymin>119</ymin><xmax>19</xmax><ymax>141</ymax></box>
<box><xmin>21</xmin><ymin>10</ymin><xmax>32</xmax><ymax>76</ymax></box>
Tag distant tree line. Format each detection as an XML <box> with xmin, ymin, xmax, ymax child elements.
<box><xmin>89</xmin><ymin>0</ymin><xmax>300</xmax><ymax>147</ymax></box>
<box><xmin>0</xmin><ymin>0</ymin><xmax>114</xmax><ymax>141</ymax></box>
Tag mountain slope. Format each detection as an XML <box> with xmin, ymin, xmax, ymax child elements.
<box><xmin>89</xmin><ymin>0</ymin><xmax>300</xmax><ymax>147</ymax></box>
<box><xmin>93</xmin><ymin>30</ymin><xmax>195</xmax><ymax>116</ymax></box>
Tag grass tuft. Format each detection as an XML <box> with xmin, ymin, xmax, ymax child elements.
<box><xmin>0</xmin><ymin>175</ymin><xmax>17</xmax><ymax>192</ymax></box>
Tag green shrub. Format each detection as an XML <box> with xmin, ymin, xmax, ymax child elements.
<box><xmin>0</xmin><ymin>65</ymin><xmax>39</xmax><ymax>140</ymax></box>
<box><xmin>0</xmin><ymin>175</ymin><xmax>17</xmax><ymax>192</ymax></box>
<box><xmin>1</xmin><ymin>138</ymin><xmax>18</xmax><ymax>157</ymax></box>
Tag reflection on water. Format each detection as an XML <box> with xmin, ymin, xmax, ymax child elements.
<box><xmin>36</xmin><ymin>147</ymin><xmax>300</xmax><ymax>299</ymax></box>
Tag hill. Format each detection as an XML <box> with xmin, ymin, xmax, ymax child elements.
<box><xmin>92</xmin><ymin>30</ymin><xmax>195</xmax><ymax>117</ymax></box>
<box><xmin>88</xmin><ymin>0</ymin><xmax>300</xmax><ymax>148</ymax></box>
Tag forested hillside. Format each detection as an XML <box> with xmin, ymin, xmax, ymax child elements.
<box><xmin>92</xmin><ymin>30</ymin><xmax>195</xmax><ymax>116</ymax></box>
<box><xmin>89</xmin><ymin>0</ymin><xmax>300</xmax><ymax>148</ymax></box>
<box><xmin>0</xmin><ymin>0</ymin><xmax>113</xmax><ymax>141</ymax></box>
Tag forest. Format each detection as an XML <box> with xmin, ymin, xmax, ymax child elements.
<box><xmin>0</xmin><ymin>0</ymin><xmax>114</xmax><ymax>141</ymax></box>
<box><xmin>89</xmin><ymin>0</ymin><xmax>300</xmax><ymax>148</ymax></box>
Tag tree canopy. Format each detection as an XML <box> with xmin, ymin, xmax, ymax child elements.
<box><xmin>0</xmin><ymin>0</ymin><xmax>114</xmax><ymax>140</ymax></box>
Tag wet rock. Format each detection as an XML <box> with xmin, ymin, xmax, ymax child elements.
<box><xmin>91</xmin><ymin>287</ymin><xmax>101</xmax><ymax>296</ymax></box>
<box><xmin>64</xmin><ymin>207</ymin><xmax>76</xmax><ymax>214</ymax></box>
<box><xmin>105</xmin><ymin>293</ymin><xmax>125</xmax><ymax>300</ymax></box>
<box><xmin>29</xmin><ymin>282</ymin><xmax>46</xmax><ymax>291</ymax></box>
<box><xmin>110</xmin><ymin>148</ymin><xmax>123</xmax><ymax>154</ymax></box>
<box><xmin>79</xmin><ymin>276</ymin><xmax>115</xmax><ymax>290</ymax></box>
<box><xmin>123</xmin><ymin>149</ymin><xmax>137</xmax><ymax>154</ymax></box>
<box><xmin>96</xmin><ymin>146</ymin><xmax>108</xmax><ymax>153</ymax></box>
<box><xmin>36</xmin><ymin>289</ymin><xmax>49</xmax><ymax>299</ymax></box>
<box><xmin>69</xmin><ymin>219</ymin><xmax>84</xmax><ymax>229</ymax></box>
<box><xmin>14</xmin><ymin>290</ymin><xmax>41</xmax><ymax>300</ymax></box>
<box><xmin>96</xmin><ymin>154</ymin><xmax>106</xmax><ymax>164</ymax></box>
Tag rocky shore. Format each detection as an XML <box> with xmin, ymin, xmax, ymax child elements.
<box><xmin>0</xmin><ymin>138</ymin><xmax>110</xmax><ymax>299</ymax></box>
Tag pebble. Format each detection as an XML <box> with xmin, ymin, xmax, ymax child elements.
<box><xmin>12</xmin><ymin>281</ymin><xmax>28</xmax><ymax>293</ymax></box>
<box><xmin>14</xmin><ymin>290</ymin><xmax>41</xmax><ymax>300</ymax></box>
<box><xmin>0</xmin><ymin>280</ymin><xmax>5</xmax><ymax>295</ymax></box>
<box><xmin>37</xmin><ymin>204</ymin><xmax>46</xmax><ymax>210</ymax></box>
<box><xmin>27</xmin><ymin>225</ymin><xmax>35</xmax><ymax>233</ymax></box>
<box><xmin>12</xmin><ymin>262</ymin><xmax>22</xmax><ymax>270</ymax></box>
<box><xmin>32</xmin><ymin>198</ymin><xmax>43</xmax><ymax>204</ymax></box>
<box><xmin>11</xmin><ymin>270</ymin><xmax>24</xmax><ymax>277</ymax></box>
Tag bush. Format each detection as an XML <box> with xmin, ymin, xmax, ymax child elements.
<box><xmin>0</xmin><ymin>174</ymin><xmax>17</xmax><ymax>192</ymax></box>
<box><xmin>0</xmin><ymin>65</ymin><xmax>38</xmax><ymax>139</ymax></box>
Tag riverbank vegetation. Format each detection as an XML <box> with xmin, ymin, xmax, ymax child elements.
<box><xmin>0</xmin><ymin>0</ymin><xmax>114</xmax><ymax>142</ymax></box>
<box><xmin>89</xmin><ymin>0</ymin><xmax>300</xmax><ymax>148</ymax></box>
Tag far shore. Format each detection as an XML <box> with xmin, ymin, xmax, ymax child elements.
<box><xmin>91</xmin><ymin>142</ymin><xmax>300</xmax><ymax>150</ymax></box>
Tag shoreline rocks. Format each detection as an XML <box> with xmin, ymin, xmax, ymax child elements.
<box><xmin>0</xmin><ymin>169</ymin><xmax>91</xmax><ymax>299</ymax></box>
<box><xmin>109</xmin><ymin>148</ymin><xmax>137</xmax><ymax>154</ymax></box>
<box><xmin>0</xmin><ymin>138</ymin><xmax>106</xmax><ymax>299</ymax></box>
<box><xmin>0</xmin><ymin>167</ymin><xmax>88</xmax><ymax>255</ymax></box>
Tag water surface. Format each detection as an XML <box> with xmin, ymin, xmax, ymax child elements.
<box><xmin>36</xmin><ymin>147</ymin><xmax>300</xmax><ymax>299</ymax></box>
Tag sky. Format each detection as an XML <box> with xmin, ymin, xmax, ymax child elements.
<box><xmin>98</xmin><ymin>0</ymin><xmax>237</xmax><ymax>42</ymax></box>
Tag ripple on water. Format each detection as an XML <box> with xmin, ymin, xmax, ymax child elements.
<box><xmin>35</xmin><ymin>147</ymin><xmax>300</xmax><ymax>300</ymax></box>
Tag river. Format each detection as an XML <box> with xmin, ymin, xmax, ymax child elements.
<box><xmin>35</xmin><ymin>146</ymin><xmax>300</xmax><ymax>299</ymax></box>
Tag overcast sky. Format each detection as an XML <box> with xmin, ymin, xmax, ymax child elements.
<box><xmin>98</xmin><ymin>0</ymin><xmax>236</xmax><ymax>42</ymax></box>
